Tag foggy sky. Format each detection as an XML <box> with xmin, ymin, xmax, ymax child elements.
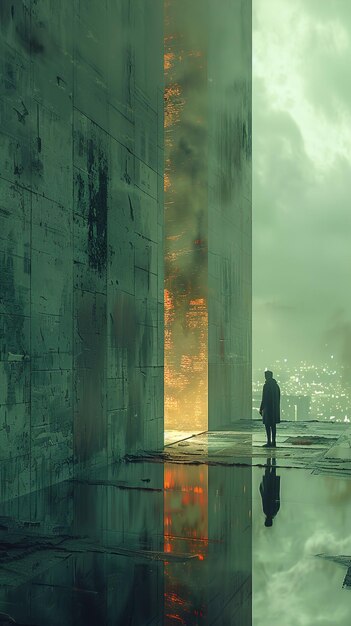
<box><xmin>253</xmin><ymin>0</ymin><xmax>351</xmax><ymax>373</ymax></box>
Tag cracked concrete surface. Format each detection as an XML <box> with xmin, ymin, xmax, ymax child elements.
<box><xmin>149</xmin><ymin>420</ymin><xmax>351</xmax><ymax>475</ymax></box>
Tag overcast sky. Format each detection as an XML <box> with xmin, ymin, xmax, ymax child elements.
<box><xmin>253</xmin><ymin>0</ymin><xmax>351</xmax><ymax>374</ymax></box>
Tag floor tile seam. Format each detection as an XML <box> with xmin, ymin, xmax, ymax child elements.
<box><xmin>164</xmin><ymin>430</ymin><xmax>209</xmax><ymax>448</ymax></box>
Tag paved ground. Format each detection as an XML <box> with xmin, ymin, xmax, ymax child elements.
<box><xmin>159</xmin><ymin>420</ymin><xmax>351</xmax><ymax>476</ymax></box>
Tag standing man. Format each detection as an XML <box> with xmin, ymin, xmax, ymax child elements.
<box><xmin>259</xmin><ymin>370</ymin><xmax>280</xmax><ymax>447</ymax></box>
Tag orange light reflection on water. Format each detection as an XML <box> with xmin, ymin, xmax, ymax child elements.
<box><xmin>164</xmin><ymin>464</ymin><xmax>208</xmax><ymax>624</ymax></box>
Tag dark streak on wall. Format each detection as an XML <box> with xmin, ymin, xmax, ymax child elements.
<box><xmin>0</xmin><ymin>252</ymin><xmax>26</xmax><ymax>408</ymax></box>
<box><xmin>87</xmin><ymin>141</ymin><xmax>108</xmax><ymax>275</ymax></box>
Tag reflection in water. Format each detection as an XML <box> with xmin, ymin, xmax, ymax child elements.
<box><xmin>0</xmin><ymin>463</ymin><xmax>165</xmax><ymax>626</ymax></box>
<box><xmin>164</xmin><ymin>465</ymin><xmax>208</xmax><ymax>625</ymax></box>
<box><xmin>259</xmin><ymin>457</ymin><xmax>281</xmax><ymax>528</ymax></box>
<box><xmin>164</xmin><ymin>463</ymin><xmax>252</xmax><ymax>625</ymax></box>
<box><xmin>253</xmin><ymin>467</ymin><xmax>351</xmax><ymax>626</ymax></box>
<box><xmin>0</xmin><ymin>460</ymin><xmax>251</xmax><ymax>625</ymax></box>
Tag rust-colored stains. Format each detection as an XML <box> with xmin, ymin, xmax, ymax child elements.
<box><xmin>164</xmin><ymin>51</ymin><xmax>175</xmax><ymax>72</ymax></box>
<box><xmin>164</xmin><ymin>171</ymin><xmax>171</xmax><ymax>192</ymax></box>
<box><xmin>165</xmin><ymin>289</ymin><xmax>208</xmax><ymax>430</ymax></box>
<box><xmin>164</xmin><ymin>83</ymin><xmax>183</xmax><ymax>128</ymax></box>
<box><xmin>164</xmin><ymin>0</ymin><xmax>208</xmax><ymax>432</ymax></box>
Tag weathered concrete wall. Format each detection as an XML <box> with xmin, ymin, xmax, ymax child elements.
<box><xmin>0</xmin><ymin>0</ymin><xmax>164</xmax><ymax>501</ymax></box>
<box><xmin>208</xmin><ymin>0</ymin><xmax>252</xmax><ymax>428</ymax></box>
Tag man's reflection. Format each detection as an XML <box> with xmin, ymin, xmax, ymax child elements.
<box><xmin>259</xmin><ymin>457</ymin><xmax>281</xmax><ymax>527</ymax></box>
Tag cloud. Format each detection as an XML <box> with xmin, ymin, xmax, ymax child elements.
<box><xmin>253</xmin><ymin>469</ymin><xmax>351</xmax><ymax>626</ymax></box>
<box><xmin>253</xmin><ymin>0</ymin><xmax>351</xmax><ymax>369</ymax></box>
<box><xmin>254</xmin><ymin>528</ymin><xmax>351</xmax><ymax>626</ymax></box>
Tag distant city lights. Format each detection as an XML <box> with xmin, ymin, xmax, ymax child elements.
<box><xmin>253</xmin><ymin>359</ymin><xmax>351</xmax><ymax>423</ymax></box>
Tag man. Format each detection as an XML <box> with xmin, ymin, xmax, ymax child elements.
<box><xmin>259</xmin><ymin>370</ymin><xmax>280</xmax><ymax>447</ymax></box>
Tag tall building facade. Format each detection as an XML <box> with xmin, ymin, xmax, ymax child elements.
<box><xmin>208</xmin><ymin>0</ymin><xmax>252</xmax><ymax>428</ymax></box>
<box><xmin>0</xmin><ymin>0</ymin><xmax>164</xmax><ymax>502</ymax></box>
<box><xmin>0</xmin><ymin>0</ymin><xmax>251</xmax><ymax>504</ymax></box>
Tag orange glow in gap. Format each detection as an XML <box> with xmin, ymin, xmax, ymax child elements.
<box><xmin>164</xmin><ymin>15</ymin><xmax>208</xmax><ymax>434</ymax></box>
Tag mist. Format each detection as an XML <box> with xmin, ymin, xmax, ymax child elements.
<box><xmin>253</xmin><ymin>0</ymin><xmax>351</xmax><ymax>375</ymax></box>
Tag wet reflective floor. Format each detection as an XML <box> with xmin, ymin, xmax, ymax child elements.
<box><xmin>0</xmin><ymin>460</ymin><xmax>251</xmax><ymax>625</ymax></box>
<box><xmin>253</xmin><ymin>462</ymin><xmax>351</xmax><ymax>626</ymax></box>
<box><xmin>0</xmin><ymin>421</ymin><xmax>351</xmax><ymax>625</ymax></box>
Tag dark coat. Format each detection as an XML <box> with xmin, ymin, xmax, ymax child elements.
<box><xmin>260</xmin><ymin>378</ymin><xmax>281</xmax><ymax>424</ymax></box>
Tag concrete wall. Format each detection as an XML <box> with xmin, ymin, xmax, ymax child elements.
<box><xmin>208</xmin><ymin>0</ymin><xmax>252</xmax><ymax>428</ymax></box>
<box><xmin>0</xmin><ymin>0</ymin><xmax>164</xmax><ymax>502</ymax></box>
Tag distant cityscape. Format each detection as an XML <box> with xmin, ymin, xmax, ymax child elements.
<box><xmin>252</xmin><ymin>359</ymin><xmax>351</xmax><ymax>423</ymax></box>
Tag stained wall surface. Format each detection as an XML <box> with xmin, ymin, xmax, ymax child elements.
<box><xmin>208</xmin><ymin>0</ymin><xmax>252</xmax><ymax>428</ymax></box>
<box><xmin>0</xmin><ymin>0</ymin><xmax>164</xmax><ymax>502</ymax></box>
